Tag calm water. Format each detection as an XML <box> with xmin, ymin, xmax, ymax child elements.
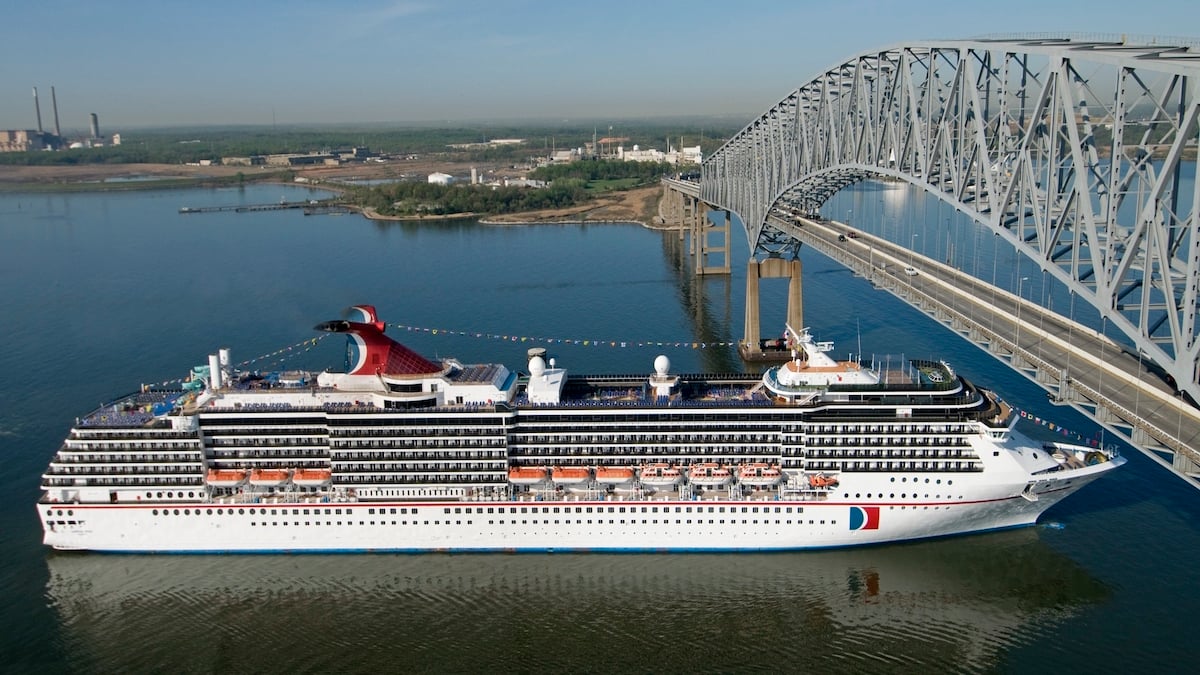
<box><xmin>1</xmin><ymin>185</ymin><xmax>1198</xmax><ymax>673</ymax></box>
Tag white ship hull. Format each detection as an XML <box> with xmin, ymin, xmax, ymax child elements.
<box><xmin>41</xmin><ymin>463</ymin><xmax>1114</xmax><ymax>553</ymax></box>
<box><xmin>39</xmin><ymin>306</ymin><xmax>1126</xmax><ymax>554</ymax></box>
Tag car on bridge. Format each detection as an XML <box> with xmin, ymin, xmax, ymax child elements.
<box><xmin>904</xmin><ymin>266</ymin><xmax>918</xmax><ymax>276</ymax></box>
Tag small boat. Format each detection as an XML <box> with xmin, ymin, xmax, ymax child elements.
<box><xmin>639</xmin><ymin>463</ymin><xmax>683</xmax><ymax>488</ymax></box>
<box><xmin>688</xmin><ymin>463</ymin><xmax>732</xmax><ymax>487</ymax></box>
<box><xmin>508</xmin><ymin>466</ymin><xmax>548</xmax><ymax>485</ymax></box>
<box><xmin>737</xmin><ymin>463</ymin><xmax>782</xmax><ymax>487</ymax></box>
<box><xmin>206</xmin><ymin>469</ymin><xmax>246</xmax><ymax>488</ymax></box>
<box><xmin>292</xmin><ymin>468</ymin><xmax>332</xmax><ymax>487</ymax></box>
<box><xmin>806</xmin><ymin>472</ymin><xmax>840</xmax><ymax>489</ymax></box>
<box><xmin>248</xmin><ymin>468</ymin><xmax>291</xmax><ymax>487</ymax></box>
<box><xmin>551</xmin><ymin>466</ymin><xmax>591</xmax><ymax>485</ymax></box>
<box><xmin>595</xmin><ymin>466</ymin><xmax>635</xmax><ymax>485</ymax></box>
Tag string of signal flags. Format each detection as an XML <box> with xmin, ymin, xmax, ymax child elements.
<box><xmin>391</xmin><ymin>323</ymin><xmax>740</xmax><ymax>350</ymax></box>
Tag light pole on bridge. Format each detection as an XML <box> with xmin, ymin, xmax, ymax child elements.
<box><xmin>1015</xmin><ymin>276</ymin><xmax>1029</xmax><ymax>364</ymax></box>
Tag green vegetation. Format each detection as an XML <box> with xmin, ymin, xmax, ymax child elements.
<box><xmin>341</xmin><ymin>181</ymin><xmax>589</xmax><ymax>217</ymax></box>
<box><xmin>529</xmin><ymin>158</ymin><xmax>675</xmax><ymax>183</ymax></box>
<box><xmin>0</xmin><ymin>119</ymin><xmax>739</xmax><ymax>167</ymax></box>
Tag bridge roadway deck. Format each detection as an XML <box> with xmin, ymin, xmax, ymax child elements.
<box><xmin>769</xmin><ymin>213</ymin><xmax>1200</xmax><ymax>483</ymax></box>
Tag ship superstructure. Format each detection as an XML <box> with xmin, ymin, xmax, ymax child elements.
<box><xmin>40</xmin><ymin>306</ymin><xmax>1123</xmax><ymax>552</ymax></box>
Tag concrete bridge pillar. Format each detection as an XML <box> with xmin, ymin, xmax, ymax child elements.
<box><xmin>740</xmin><ymin>257</ymin><xmax>803</xmax><ymax>361</ymax></box>
<box><xmin>691</xmin><ymin>204</ymin><xmax>731</xmax><ymax>275</ymax></box>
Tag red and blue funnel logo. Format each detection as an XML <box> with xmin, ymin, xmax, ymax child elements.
<box><xmin>849</xmin><ymin>506</ymin><xmax>880</xmax><ymax>530</ymax></box>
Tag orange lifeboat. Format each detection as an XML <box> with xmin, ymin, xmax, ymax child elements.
<box><xmin>248</xmin><ymin>468</ymin><xmax>291</xmax><ymax>487</ymax></box>
<box><xmin>639</xmin><ymin>463</ymin><xmax>683</xmax><ymax>488</ymax></box>
<box><xmin>807</xmin><ymin>472</ymin><xmax>840</xmax><ymax>489</ymax></box>
<box><xmin>551</xmin><ymin>466</ymin><xmax>592</xmax><ymax>485</ymax></box>
<box><xmin>595</xmin><ymin>466</ymin><xmax>635</xmax><ymax>485</ymax></box>
<box><xmin>508</xmin><ymin>466</ymin><xmax>548</xmax><ymax>485</ymax></box>
<box><xmin>737</xmin><ymin>463</ymin><xmax>782</xmax><ymax>487</ymax></box>
<box><xmin>292</xmin><ymin>468</ymin><xmax>332</xmax><ymax>487</ymax></box>
<box><xmin>688</xmin><ymin>462</ymin><xmax>732</xmax><ymax>487</ymax></box>
<box><xmin>206</xmin><ymin>469</ymin><xmax>246</xmax><ymax>488</ymax></box>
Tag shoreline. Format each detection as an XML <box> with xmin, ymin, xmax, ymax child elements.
<box><xmin>0</xmin><ymin>163</ymin><xmax>674</xmax><ymax>229</ymax></box>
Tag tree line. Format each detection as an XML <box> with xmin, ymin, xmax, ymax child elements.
<box><xmin>342</xmin><ymin>181</ymin><xmax>589</xmax><ymax>217</ymax></box>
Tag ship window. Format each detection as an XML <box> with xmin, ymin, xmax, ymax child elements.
<box><xmin>444</xmin><ymin>508</ymin><xmax>451</xmax><ymax>514</ymax></box>
<box><xmin>239</xmin><ymin>509</ymin><xmax>245</xmax><ymax>515</ymax></box>
<box><xmin>152</xmin><ymin>509</ymin><xmax>159</xmax><ymax>516</ymax></box>
<box><xmin>206</xmin><ymin>509</ymin><xmax>213</xmax><ymax>515</ymax></box>
<box><xmin>173</xmin><ymin>509</ymin><xmax>180</xmax><ymax>515</ymax></box>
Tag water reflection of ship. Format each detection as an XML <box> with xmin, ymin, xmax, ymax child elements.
<box><xmin>46</xmin><ymin>528</ymin><xmax>1107</xmax><ymax>673</ymax></box>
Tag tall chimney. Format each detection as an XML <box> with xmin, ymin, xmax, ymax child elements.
<box><xmin>51</xmin><ymin>86</ymin><xmax>61</xmax><ymax>138</ymax></box>
<box><xmin>33</xmin><ymin>88</ymin><xmax>43</xmax><ymax>133</ymax></box>
<box><xmin>89</xmin><ymin>113</ymin><xmax>99</xmax><ymax>139</ymax></box>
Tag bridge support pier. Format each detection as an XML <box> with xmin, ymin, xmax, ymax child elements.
<box><xmin>740</xmin><ymin>257</ymin><xmax>803</xmax><ymax>361</ymax></box>
<box><xmin>690</xmin><ymin>203</ymin><xmax>731</xmax><ymax>275</ymax></box>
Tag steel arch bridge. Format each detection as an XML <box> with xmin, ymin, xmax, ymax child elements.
<box><xmin>701</xmin><ymin>35</ymin><xmax>1200</xmax><ymax>404</ymax></box>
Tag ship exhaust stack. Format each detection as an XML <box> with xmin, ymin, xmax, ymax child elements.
<box><xmin>208</xmin><ymin>354</ymin><xmax>223</xmax><ymax>391</ymax></box>
<box><xmin>218</xmin><ymin>347</ymin><xmax>232</xmax><ymax>384</ymax></box>
<box><xmin>33</xmin><ymin>88</ymin><xmax>43</xmax><ymax>134</ymax></box>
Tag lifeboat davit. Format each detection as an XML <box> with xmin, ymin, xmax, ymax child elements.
<box><xmin>206</xmin><ymin>469</ymin><xmax>246</xmax><ymax>488</ymax></box>
<box><xmin>737</xmin><ymin>463</ymin><xmax>782</xmax><ymax>487</ymax></box>
<box><xmin>508</xmin><ymin>466</ymin><xmax>548</xmax><ymax>485</ymax></box>
<box><xmin>292</xmin><ymin>468</ymin><xmax>332</xmax><ymax>487</ymax></box>
<box><xmin>639</xmin><ymin>463</ymin><xmax>683</xmax><ymax>488</ymax></box>
<box><xmin>687</xmin><ymin>462</ymin><xmax>732</xmax><ymax>487</ymax></box>
<box><xmin>248</xmin><ymin>468</ymin><xmax>291</xmax><ymax>487</ymax></box>
<box><xmin>551</xmin><ymin>466</ymin><xmax>591</xmax><ymax>485</ymax></box>
<box><xmin>595</xmin><ymin>466</ymin><xmax>635</xmax><ymax>485</ymax></box>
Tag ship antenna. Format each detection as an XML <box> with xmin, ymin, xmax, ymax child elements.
<box><xmin>856</xmin><ymin>319</ymin><xmax>862</xmax><ymax>366</ymax></box>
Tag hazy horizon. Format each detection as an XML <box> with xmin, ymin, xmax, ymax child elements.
<box><xmin>3</xmin><ymin>1</ymin><xmax>1197</xmax><ymax>132</ymax></box>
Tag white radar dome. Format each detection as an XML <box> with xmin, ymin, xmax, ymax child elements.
<box><xmin>529</xmin><ymin>356</ymin><xmax>546</xmax><ymax>378</ymax></box>
<box><xmin>654</xmin><ymin>355</ymin><xmax>670</xmax><ymax>376</ymax></box>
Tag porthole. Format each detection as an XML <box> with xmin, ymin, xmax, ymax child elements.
<box><xmin>173</xmin><ymin>509</ymin><xmax>180</xmax><ymax>515</ymax></box>
<box><xmin>146</xmin><ymin>492</ymin><xmax>153</xmax><ymax>499</ymax></box>
<box><xmin>157</xmin><ymin>492</ymin><xmax>163</xmax><ymax>498</ymax></box>
<box><xmin>184</xmin><ymin>509</ymin><xmax>190</xmax><ymax>515</ymax></box>
<box><xmin>152</xmin><ymin>509</ymin><xmax>159</xmax><ymax>516</ymax></box>
<box><xmin>67</xmin><ymin>510</ymin><xmax>73</xmax><ymax>516</ymax></box>
<box><xmin>238</xmin><ymin>508</ymin><xmax>245</xmax><ymax>515</ymax></box>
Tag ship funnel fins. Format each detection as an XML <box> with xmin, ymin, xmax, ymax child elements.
<box><xmin>346</xmin><ymin>304</ymin><xmax>385</xmax><ymax>333</ymax></box>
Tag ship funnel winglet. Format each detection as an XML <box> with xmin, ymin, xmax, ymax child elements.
<box><xmin>346</xmin><ymin>305</ymin><xmax>385</xmax><ymax>332</ymax></box>
<box><xmin>315</xmin><ymin>306</ymin><xmax>441</xmax><ymax>376</ymax></box>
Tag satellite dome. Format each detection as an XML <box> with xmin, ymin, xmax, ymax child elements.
<box><xmin>654</xmin><ymin>355</ymin><xmax>670</xmax><ymax>376</ymax></box>
<box><xmin>529</xmin><ymin>356</ymin><xmax>546</xmax><ymax>378</ymax></box>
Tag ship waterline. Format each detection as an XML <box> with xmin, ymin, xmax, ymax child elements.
<box><xmin>39</xmin><ymin>305</ymin><xmax>1123</xmax><ymax>553</ymax></box>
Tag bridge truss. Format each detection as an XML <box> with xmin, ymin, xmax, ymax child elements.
<box><xmin>702</xmin><ymin>35</ymin><xmax>1200</xmax><ymax>403</ymax></box>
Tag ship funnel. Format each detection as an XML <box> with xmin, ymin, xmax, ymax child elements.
<box><xmin>208</xmin><ymin>353</ymin><xmax>223</xmax><ymax>391</ymax></box>
<box><xmin>218</xmin><ymin>347</ymin><xmax>232</xmax><ymax>383</ymax></box>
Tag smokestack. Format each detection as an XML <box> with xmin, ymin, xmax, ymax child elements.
<box><xmin>89</xmin><ymin>113</ymin><xmax>99</xmax><ymax>140</ymax></box>
<box><xmin>33</xmin><ymin>88</ymin><xmax>43</xmax><ymax>133</ymax></box>
<box><xmin>51</xmin><ymin>86</ymin><xmax>61</xmax><ymax>138</ymax></box>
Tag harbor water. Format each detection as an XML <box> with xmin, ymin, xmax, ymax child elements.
<box><xmin>1</xmin><ymin>184</ymin><xmax>1197</xmax><ymax>672</ymax></box>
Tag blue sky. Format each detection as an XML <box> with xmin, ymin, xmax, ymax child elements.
<box><xmin>2</xmin><ymin>0</ymin><xmax>1197</xmax><ymax>131</ymax></box>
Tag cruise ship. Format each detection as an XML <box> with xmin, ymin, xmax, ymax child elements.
<box><xmin>39</xmin><ymin>305</ymin><xmax>1123</xmax><ymax>553</ymax></box>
